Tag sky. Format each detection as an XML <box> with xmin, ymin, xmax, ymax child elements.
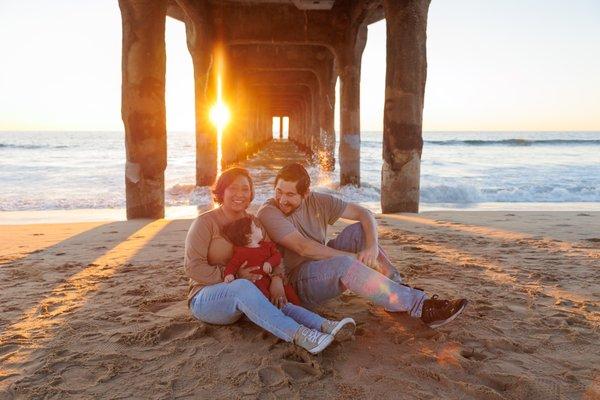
<box><xmin>0</xmin><ymin>0</ymin><xmax>599</xmax><ymax>132</ymax></box>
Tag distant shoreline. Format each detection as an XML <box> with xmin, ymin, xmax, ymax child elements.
<box><xmin>2</xmin><ymin>130</ymin><xmax>600</xmax><ymax>134</ymax></box>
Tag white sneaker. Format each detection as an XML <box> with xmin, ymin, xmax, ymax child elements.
<box><xmin>293</xmin><ymin>326</ymin><xmax>334</xmax><ymax>354</ymax></box>
<box><xmin>321</xmin><ymin>317</ymin><xmax>356</xmax><ymax>342</ymax></box>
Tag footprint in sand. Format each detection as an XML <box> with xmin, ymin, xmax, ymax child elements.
<box><xmin>117</xmin><ymin>321</ymin><xmax>209</xmax><ymax>346</ymax></box>
<box><xmin>58</xmin><ymin>364</ymin><xmax>110</xmax><ymax>392</ymax></box>
<box><xmin>280</xmin><ymin>359</ymin><xmax>322</xmax><ymax>382</ymax></box>
<box><xmin>460</xmin><ymin>348</ymin><xmax>488</xmax><ymax>361</ymax></box>
<box><xmin>258</xmin><ymin>366</ymin><xmax>287</xmax><ymax>387</ymax></box>
<box><xmin>281</xmin><ymin>347</ymin><xmax>324</xmax><ymax>382</ymax></box>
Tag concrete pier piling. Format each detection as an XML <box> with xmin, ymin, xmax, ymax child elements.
<box><xmin>381</xmin><ymin>0</ymin><xmax>430</xmax><ymax>213</ymax></box>
<box><xmin>119</xmin><ymin>0</ymin><xmax>168</xmax><ymax>219</ymax></box>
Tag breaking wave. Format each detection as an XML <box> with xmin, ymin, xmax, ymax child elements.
<box><xmin>420</xmin><ymin>183</ymin><xmax>600</xmax><ymax>203</ymax></box>
<box><xmin>425</xmin><ymin>139</ymin><xmax>600</xmax><ymax>146</ymax></box>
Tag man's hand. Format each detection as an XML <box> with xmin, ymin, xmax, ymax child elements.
<box><xmin>262</xmin><ymin>262</ymin><xmax>272</xmax><ymax>274</ymax></box>
<box><xmin>357</xmin><ymin>245</ymin><xmax>379</xmax><ymax>269</ymax></box>
<box><xmin>269</xmin><ymin>276</ymin><xmax>287</xmax><ymax>308</ymax></box>
<box><xmin>235</xmin><ymin>261</ymin><xmax>262</xmax><ymax>282</ymax></box>
<box><xmin>224</xmin><ymin>274</ymin><xmax>235</xmax><ymax>283</ymax></box>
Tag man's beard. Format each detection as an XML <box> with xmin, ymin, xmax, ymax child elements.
<box><xmin>278</xmin><ymin>201</ymin><xmax>297</xmax><ymax>216</ymax></box>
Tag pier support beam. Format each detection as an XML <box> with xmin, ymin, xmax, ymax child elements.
<box><xmin>381</xmin><ymin>0</ymin><xmax>430</xmax><ymax>213</ymax></box>
<box><xmin>190</xmin><ymin>49</ymin><xmax>217</xmax><ymax>185</ymax></box>
<box><xmin>180</xmin><ymin>1</ymin><xmax>217</xmax><ymax>186</ymax></box>
<box><xmin>338</xmin><ymin>25</ymin><xmax>367</xmax><ymax>186</ymax></box>
<box><xmin>319</xmin><ymin>74</ymin><xmax>336</xmax><ymax>171</ymax></box>
<box><xmin>279</xmin><ymin>116</ymin><xmax>284</xmax><ymax>139</ymax></box>
<box><xmin>119</xmin><ymin>0</ymin><xmax>167</xmax><ymax>219</ymax></box>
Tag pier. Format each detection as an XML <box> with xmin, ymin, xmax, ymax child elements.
<box><xmin>119</xmin><ymin>0</ymin><xmax>431</xmax><ymax>219</ymax></box>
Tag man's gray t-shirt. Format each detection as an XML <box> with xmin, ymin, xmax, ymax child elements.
<box><xmin>257</xmin><ymin>191</ymin><xmax>348</xmax><ymax>279</ymax></box>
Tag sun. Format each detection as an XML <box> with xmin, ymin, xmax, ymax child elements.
<box><xmin>209</xmin><ymin>98</ymin><xmax>230</xmax><ymax>131</ymax></box>
<box><xmin>209</xmin><ymin>75</ymin><xmax>230</xmax><ymax>132</ymax></box>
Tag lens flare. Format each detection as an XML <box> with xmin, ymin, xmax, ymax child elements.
<box><xmin>209</xmin><ymin>77</ymin><xmax>230</xmax><ymax>130</ymax></box>
<box><xmin>209</xmin><ymin>73</ymin><xmax>229</xmax><ymax>175</ymax></box>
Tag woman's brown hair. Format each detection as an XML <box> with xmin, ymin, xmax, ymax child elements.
<box><xmin>212</xmin><ymin>167</ymin><xmax>254</xmax><ymax>205</ymax></box>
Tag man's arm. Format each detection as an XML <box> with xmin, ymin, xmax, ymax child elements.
<box><xmin>340</xmin><ymin>202</ymin><xmax>379</xmax><ymax>267</ymax></box>
<box><xmin>258</xmin><ymin>200</ymin><xmax>355</xmax><ymax>261</ymax></box>
<box><xmin>278</xmin><ymin>230</ymin><xmax>355</xmax><ymax>260</ymax></box>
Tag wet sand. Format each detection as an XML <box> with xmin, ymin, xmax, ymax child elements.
<box><xmin>0</xmin><ymin>211</ymin><xmax>598</xmax><ymax>399</ymax></box>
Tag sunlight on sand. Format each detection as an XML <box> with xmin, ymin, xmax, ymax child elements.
<box><xmin>386</xmin><ymin>214</ymin><xmax>599</xmax><ymax>259</ymax></box>
<box><xmin>379</xmin><ymin>219</ymin><xmax>597</xmax><ymax>322</ymax></box>
<box><xmin>0</xmin><ymin>220</ymin><xmax>169</xmax><ymax>387</ymax></box>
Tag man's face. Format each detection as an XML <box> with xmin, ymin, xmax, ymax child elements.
<box><xmin>275</xmin><ymin>179</ymin><xmax>306</xmax><ymax>215</ymax></box>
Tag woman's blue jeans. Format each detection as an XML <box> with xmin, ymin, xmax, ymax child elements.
<box><xmin>189</xmin><ymin>279</ymin><xmax>326</xmax><ymax>342</ymax></box>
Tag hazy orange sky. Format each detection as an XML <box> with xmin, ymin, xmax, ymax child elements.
<box><xmin>0</xmin><ymin>0</ymin><xmax>599</xmax><ymax>132</ymax></box>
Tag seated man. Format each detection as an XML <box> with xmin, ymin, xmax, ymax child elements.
<box><xmin>257</xmin><ymin>163</ymin><xmax>467</xmax><ymax>328</ymax></box>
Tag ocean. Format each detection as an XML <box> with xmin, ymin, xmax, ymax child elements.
<box><xmin>1</xmin><ymin>130</ymin><xmax>599</xmax><ymax>222</ymax></box>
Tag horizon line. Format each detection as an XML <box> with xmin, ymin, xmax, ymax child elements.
<box><xmin>2</xmin><ymin>129</ymin><xmax>600</xmax><ymax>134</ymax></box>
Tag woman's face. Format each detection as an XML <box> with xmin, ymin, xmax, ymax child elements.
<box><xmin>222</xmin><ymin>175</ymin><xmax>252</xmax><ymax>214</ymax></box>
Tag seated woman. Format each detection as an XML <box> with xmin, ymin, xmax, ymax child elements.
<box><xmin>184</xmin><ymin>167</ymin><xmax>354</xmax><ymax>354</ymax></box>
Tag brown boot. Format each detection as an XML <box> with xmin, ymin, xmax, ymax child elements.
<box><xmin>420</xmin><ymin>295</ymin><xmax>468</xmax><ymax>328</ymax></box>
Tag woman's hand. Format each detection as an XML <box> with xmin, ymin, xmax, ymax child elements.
<box><xmin>269</xmin><ymin>276</ymin><xmax>287</xmax><ymax>308</ymax></box>
<box><xmin>235</xmin><ymin>261</ymin><xmax>262</xmax><ymax>282</ymax></box>
<box><xmin>224</xmin><ymin>274</ymin><xmax>235</xmax><ymax>283</ymax></box>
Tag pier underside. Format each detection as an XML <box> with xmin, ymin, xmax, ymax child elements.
<box><xmin>119</xmin><ymin>0</ymin><xmax>431</xmax><ymax>218</ymax></box>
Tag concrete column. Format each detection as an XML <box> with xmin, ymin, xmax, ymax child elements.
<box><xmin>319</xmin><ymin>73</ymin><xmax>336</xmax><ymax>171</ymax></box>
<box><xmin>288</xmin><ymin>111</ymin><xmax>294</xmax><ymax>143</ymax></box>
<box><xmin>182</xmin><ymin>3</ymin><xmax>217</xmax><ymax>186</ymax></box>
<box><xmin>304</xmin><ymin>111</ymin><xmax>310</xmax><ymax>151</ymax></box>
<box><xmin>338</xmin><ymin>26</ymin><xmax>367</xmax><ymax>186</ymax></box>
<box><xmin>119</xmin><ymin>0</ymin><xmax>167</xmax><ymax>219</ymax></box>
<box><xmin>279</xmin><ymin>116</ymin><xmax>284</xmax><ymax>140</ymax></box>
<box><xmin>260</xmin><ymin>104</ymin><xmax>268</xmax><ymax>144</ymax></box>
<box><xmin>191</xmin><ymin>51</ymin><xmax>217</xmax><ymax>185</ymax></box>
<box><xmin>262</xmin><ymin>98</ymin><xmax>271</xmax><ymax>143</ymax></box>
<box><xmin>251</xmin><ymin>98</ymin><xmax>260</xmax><ymax>153</ymax></box>
<box><xmin>221</xmin><ymin>56</ymin><xmax>238</xmax><ymax>169</ymax></box>
<box><xmin>304</xmin><ymin>99</ymin><xmax>312</xmax><ymax>154</ymax></box>
<box><xmin>381</xmin><ymin>0</ymin><xmax>430</xmax><ymax>213</ymax></box>
<box><xmin>312</xmin><ymin>92</ymin><xmax>322</xmax><ymax>158</ymax></box>
<box><xmin>235</xmin><ymin>76</ymin><xmax>249</xmax><ymax>161</ymax></box>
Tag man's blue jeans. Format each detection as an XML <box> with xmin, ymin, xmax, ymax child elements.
<box><xmin>292</xmin><ymin>223</ymin><xmax>427</xmax><ymax>317</ymax></box>
<box><xmin>189</xmin><ymin>279</ymin><xmax>326</xmax><ymax>342</ymax></box>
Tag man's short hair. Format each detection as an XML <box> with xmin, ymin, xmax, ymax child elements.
<box><xmin>275</xmin><ymin>163</ymin><xmax>311</xmax><ymax>196</ymax></box>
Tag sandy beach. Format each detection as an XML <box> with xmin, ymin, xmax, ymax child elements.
<box><xmin>0</xmin><ymin>211</ymin><xmax>598</xmax><ymax>399</ymax></box>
